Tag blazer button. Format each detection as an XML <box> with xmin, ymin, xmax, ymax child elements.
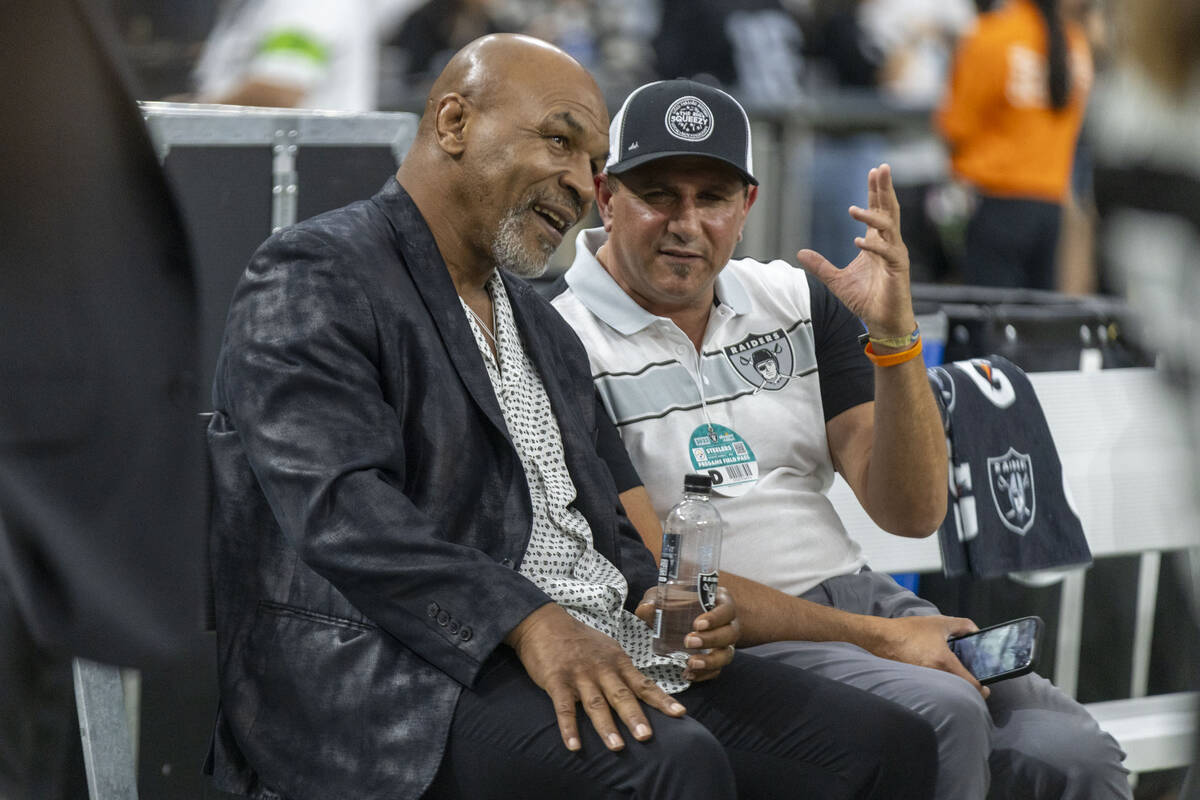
<box><xmin>437</xmin><ymin>610</ymin><xmax>450</xmax><ymax>626</ymax></box>
<box><xmin>427</xmin><ymin>602</ymin><xmax>439</xmax><ymax>618</ymax></box>
<box><xmin>501</xmin><ymin>557</ymin><xmax>514</xmax><ymax>568</ymax></box>
<box><xmin>447</xmin><ymin>620</ymin><xmax>460</xmax><ymax>634</ymax></box>
<box><xmin>459</xmin><ymin>627</ymin><xmax>472</xmax><ymax>641</ymax></box>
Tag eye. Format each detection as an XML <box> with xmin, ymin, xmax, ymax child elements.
<box><xmin>547</xmin><ymin>134</ymin><xmax>568</xmax><ymax>148</ymax></box>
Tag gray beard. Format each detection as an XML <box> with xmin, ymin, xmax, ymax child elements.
<box><xmin>491</xmin><ymin>205</ymin><xmax>556</xmax><ymax>278</ymax></box>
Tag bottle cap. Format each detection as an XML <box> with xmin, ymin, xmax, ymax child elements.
<box><xmin>683</xmin><ymin>473</ymin><xmax>713</xmax><ymax>493</ymax></box>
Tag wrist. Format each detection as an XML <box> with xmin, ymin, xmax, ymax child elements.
<box><xmin>847</xmin><ymin>613</ymin><xmax>890</xmax><ymax>654</ymax></box>
<box><xmin>862</xmin><ymin>321</ymin><xmax>920</xmax><ymax>352</ymax></box>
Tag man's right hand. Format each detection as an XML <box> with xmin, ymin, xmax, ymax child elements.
<box><xmin>505</xmin><ymin>603</ymin><xmax>687</xmax><ymax>752</ymax></box>
<box><xmin>866</xmin><ymin>614</ymin><xmax>990</xmax><ymax>698</ymax></box>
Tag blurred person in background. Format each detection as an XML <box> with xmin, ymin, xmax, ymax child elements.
<box><xmin>193</xmin><ymin>0</ymin><xmax>420</xmax><ymax>110</ymax></box>
<box><xmin>937</xmin><ymin>0</ymin><xmax>1093</xmax><ymax>290</ymax></box>
<box><xmin>859</xmin><ymin>0</ymin><xmax>977</xmax><ymax>284</ymax></box>
<box><xmin>1055</xmin><ymin>0</ymin><xmax>1110</xmax><ymax>295</ymax></box>
<box><xmin>652</xmin><ymin>0</ymin><xmax>807</xmax><ymax>109</ymax></box>
<box><xmin>384</xmin><ymin>0</ymin><xmax>657</xmax><ymax>112</ymax></box>
<box><xmin>1</xmin><ymin>1</ymin><xmax>206</xmax><ymax>797</ymax></box>
<box><xmin>385</xmin><ymin>0</ymin><xmax>500</xmax><ymax>105</ymax></box>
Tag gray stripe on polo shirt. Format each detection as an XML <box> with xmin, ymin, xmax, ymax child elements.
<box><xmin>596</xmin><ymin>320</ymin><xmax>819</xmax><ymax>427</ymax></box>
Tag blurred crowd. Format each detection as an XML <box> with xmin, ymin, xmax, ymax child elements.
<box><xmin>125</xmin><ymin>0</ymin><xmax>1117</xmax><ymax>292</ymax></box>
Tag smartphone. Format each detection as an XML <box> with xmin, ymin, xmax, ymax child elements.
<box><xmin>947</xmin><ymin>616</ymin><xmax>1043</xmax><ymax>685</ymax></box>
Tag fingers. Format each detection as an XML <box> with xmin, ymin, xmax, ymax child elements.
<box><xmin>940</xmin><ymin>651</ymin><xmax>991</xmax><ymax>699</ymax></box>
<box><xmin>681</xmin><ymin>587</ymin><xmax>739</xmax><ymax>680</ymax></box>
<box><xmin>633</xmin><ymin>597</ymin><xmax>655</xmax><ymax>628</ymax></box>
<box><xmin>685</xmin><ymin>644</ymin><xmax>735</xmax><ymax>682</ymax></box>
<box><xmin>944</xmin><ymin>615</ymin><xmax>980</xmax><ymax>638</ymax></box>
<box><xmin>546</xmin><ymin>680</ymin><xmax>585</xmax><ymax>751</ymax></box>
<box><xmin>868</xmin><ymin>163</ymin><xmax>899</xmax><ymax>218</ymax></box>
<box><xmin>848</xmin><ymin>206</ymin><xmax>895</xmax><ymax>234</ymax></box>
<box><xmin>795</xmin><ymin>247</ymin><xmax>840</xmax><ymax>284</ymax></box>
<box><xmin>579</xmin><ymin>677</ymin><xmax>632</xmax><ymax>751</ymax></box>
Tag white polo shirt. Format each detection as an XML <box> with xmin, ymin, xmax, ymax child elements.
<box><xmin>551</xmin><ymin>228</ymin><xmax>872</xmax><ymax>597</ymax></box>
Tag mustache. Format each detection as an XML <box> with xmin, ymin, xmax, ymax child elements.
<box><xmin>526</xmin><ymin>186</ymin><xmax>584</xmax><ymax>220</ymax></box>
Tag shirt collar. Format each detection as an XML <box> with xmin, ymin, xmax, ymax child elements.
<box><xmin>563</xmin><ymin>227</ymin><xmax>752</xmax><ymax>335</ymax></box>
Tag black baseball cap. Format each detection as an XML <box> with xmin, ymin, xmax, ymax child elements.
<box><xmin>605</xmin><ymin>79</ymin><xmax>758</xmax><ymax>186</ymax></box>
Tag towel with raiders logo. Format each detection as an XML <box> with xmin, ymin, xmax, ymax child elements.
<box><xmin>927</xmin><ymin>355</ymin><xmax>1092</xmax><ymax>578</ymax></box>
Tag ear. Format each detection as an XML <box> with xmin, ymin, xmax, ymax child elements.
<box><xmin>434</xmin><ymin>94</ymin><xmax>468</xmax><ymax>156</ymax></box>
<box><xmin>596</xmin><ymin>173</ymin><xmax>616</xmax><ymax>231</ymax></box>
<box><xmin>737</xmin><ymin>184</ymin><xmax>759</xmax><ymax>242</ymax></box>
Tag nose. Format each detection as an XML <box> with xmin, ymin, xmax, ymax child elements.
<box><xmin>666</xmin><ymin>197</ymin><xmax>702</xmax><ymax>240</ymax></box>
<box><xmin>562</xmin><ymin>152</ymin><xmax>595</xmax><ymax>210</ymax></box>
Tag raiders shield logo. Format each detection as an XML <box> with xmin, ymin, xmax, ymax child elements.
<box><xmin>725</xmin><ymin>329</ymin><xmax>793</xmax><ymax>391</ymax></box>
<box><xmin>698</xmin><ymin>571</ymin><xmax>719</xmax><ymax>612</ymax></box>
<box><xmin>988</xmin><ymin>447</ymin><xmax>1036</xmax><ymax>534</ymax></box>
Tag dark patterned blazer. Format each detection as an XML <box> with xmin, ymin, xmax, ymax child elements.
<box><xmin>206</xmin><ymin>179</ymin><xmax>658</xmax><ymax>799</ymax></box>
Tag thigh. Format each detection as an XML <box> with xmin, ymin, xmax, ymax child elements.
<box><xmin>424</xmin><ymin>652</ymin><xmax>736</xmax><ymax>800</ymax></box>
<box><xmin>684</xmin><ymin>652</ymin><xmax>939</xmax><ymax>800</ymax></box>
<box><xmin>807</xmin><ymin>569</ymin><xmax>939</xmax><ymax>620</ymax></box>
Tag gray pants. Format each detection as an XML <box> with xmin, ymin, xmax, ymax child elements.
<box><xmin>746</xmin><ymin>570</ymin><xmax>1132</xmax><ymax>800</ymax></box>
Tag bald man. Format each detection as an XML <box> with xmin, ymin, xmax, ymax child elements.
<box><xmin>204</xmin><ymin>35</ymin><xmax>937</xmax><ymax>799</ymax></box>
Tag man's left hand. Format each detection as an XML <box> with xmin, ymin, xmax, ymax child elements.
<box><xmin>795</xmin><ymin>163</ymin><xmax>916</xmax><ymax>342</ymax></box>
<box><xmin>868</xmin><ymin>614</ymin><xmax>991</xmax><ymax>699</ymax></box>
<box><xmin>635</xmin><ymin>586</ymin><xmax>740</xmax><ymax>682</ymax></box>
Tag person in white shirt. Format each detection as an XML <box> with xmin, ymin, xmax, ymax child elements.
<box><xmin>550</xmin><ymin>77</ymin><xmax>1132</xmax><ymax>800</ymax></box>
<box><xmin>194</xmin><ymin>0</ymin><xmax>419</xmax><ymax>110</ymax></box>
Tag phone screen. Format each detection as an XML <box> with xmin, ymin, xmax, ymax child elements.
<box><xmin>948</xmin><ymin>617</ymin><xmax>1040</xmax><ymax>683</ymax></box>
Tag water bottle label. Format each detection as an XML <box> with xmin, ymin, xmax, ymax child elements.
<box><xmin>688</xmin><ymin>423</ymin><xmax>758</xmax><ymax>497</ymax></box>
<box><xmin>698</xmin><ymin>571</ymin><xmax>719</xmax><ymax>612</ymax></box>
<box><xmin>653</xmin><ymin>608</ymin><xmax>663</xmax><ymax>637</ymax></box>
<box><xmin>660</xmin><ymin>533</ymin><xmax>681</xmax><ymax>581</ymax></box>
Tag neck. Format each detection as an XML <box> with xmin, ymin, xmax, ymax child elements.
<box><xmin>396</xmin><ymin>163</ymin><xmax>494</xmax><ymax>299</ymax></box>
<box><xmin>595</xmin><ymin>241</ymin><xmax>712</xmax><ymax>352</ymax></box>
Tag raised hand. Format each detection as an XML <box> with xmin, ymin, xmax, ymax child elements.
<box><xmin>796</xmin><ymin>164</ymin><xmax>917</xmax><ymax>344</ymax></box>
<box><xmin>506</xmin><ymin>603</ymin><xmax>687</xmax><ymax>752</ymax></box>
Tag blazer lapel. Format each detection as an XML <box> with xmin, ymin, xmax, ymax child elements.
<box><xmin>373</xmin><ymin>180</ymin><xmax>509</xmax><ymax>438</ymax></box>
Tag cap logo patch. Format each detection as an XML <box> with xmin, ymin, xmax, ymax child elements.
<box><xmin>664</xmin><ymin>96</ymin><xmax>714</xmax><ymax>142</ymax></box>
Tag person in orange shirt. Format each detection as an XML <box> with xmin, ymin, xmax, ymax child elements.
<box><xmin>937</xmin><ymin>0</ymin><xmax>1093</xmax><ymax>289</ymax></box>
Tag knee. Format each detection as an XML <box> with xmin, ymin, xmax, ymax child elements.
<box><xmin>1044</xmin><ymin>722</ymin><xmax>1130</xmax><ymax>790</ymax></box>
<box><xmin>641</xmin><ymin>717</ymin><xmax>737</xmax><ymax>796</ymax></box>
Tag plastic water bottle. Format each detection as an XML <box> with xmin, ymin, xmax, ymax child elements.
<box><xmin>652</xmin><ymin>474</ymin><xmax>723</xmax><ymax>658</ymax></box>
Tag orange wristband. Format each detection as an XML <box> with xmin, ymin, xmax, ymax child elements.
<box><xmin>864</xmin><ymin>338</ymin><xmax>923</xmax><ymax>367</ymax></box>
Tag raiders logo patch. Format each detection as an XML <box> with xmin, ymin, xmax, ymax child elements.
<box><xmin>988</xmin><ymin>447</ymin><xmax>1036</xmax><ymax>534</ymax></box>
<box><xmin>725</xmin><ymin>329</ymin><xmax>793</xmax><ymax>391</ymax></box>
<box><xmin>698</xmin><ymin>571</ymin><xmax>719</xmax><ymax>612</ymax></box>
<box><xmin>665</xmin><ymin>95</ymin><xmax>714</xmax><ymax>142</ymax></box>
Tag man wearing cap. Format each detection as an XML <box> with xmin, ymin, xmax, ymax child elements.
<box><xmin>550</xmin><ymin>79</ymin><xmax>1131</xmax><ymax>799</ymax></box>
